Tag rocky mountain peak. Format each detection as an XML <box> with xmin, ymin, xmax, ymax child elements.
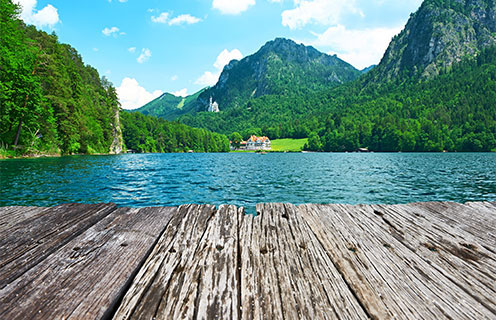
<box><xmin>370</xmin><ymin>0</ymin><xmax>496</xmax><ymax>82</ymax></box>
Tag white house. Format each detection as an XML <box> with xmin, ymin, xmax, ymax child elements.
<box><xmin>245</xmin><ymin>135</ymin><xmax>271</xmax><ymax>150</ymax></box>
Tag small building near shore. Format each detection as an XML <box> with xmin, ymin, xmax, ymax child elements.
<box><xmin>246</xmin><ymin>136</ymin><xmax>271</xmax><ymax>150</ymax></box>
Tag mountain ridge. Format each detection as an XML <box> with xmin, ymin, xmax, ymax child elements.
<box><xmin>137</xmin><ymin>38</ymin><xmax>361</xmax><ymax>120</ymax></box>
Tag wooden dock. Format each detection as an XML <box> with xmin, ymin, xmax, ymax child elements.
<box><xmin>0</xmin><ymin>202</ymin><xmax>495</xmax><ymax>319</ymax></box>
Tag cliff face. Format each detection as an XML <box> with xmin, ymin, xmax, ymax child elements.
<box><xmin>370</xmin><ymin>0</ymin><xmax>496</xmax><ymax>81</ymax></box>
<box><xmin>110</xmin><ymin>107</ymin><xmax>123</xmax><ymax>154</ymax></box>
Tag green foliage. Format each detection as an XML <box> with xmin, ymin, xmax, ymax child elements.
<box><xmin>0</xmin><ymin>0</ymin><xmax>121</xmax><ymax>156</ymax></box>
<box><xmin>139</xmin><ymin>38</ymin><xmax>360</xmax><ymax>121</ymax></box>
<box><xmin>304</xmin><ymin>45</ymin><xmax>496</xmax><ymax>152</ymax></box>
<box><xmin>181</xmin><ymin>45</ymin><xmax>496</xmax><ymax>153</ymax></box>
<box><xmin>0</xmin><ymin>0</ymin><xmax>42</xmax><ymax>150</ymax></box>
<box><xmin>229</xmin><ymin>132</ymin><xmax>243</xmax><ymax>148</ymax></box>
<box><xmin>120</xmin><ymin>111</ymin><xmax>230</xmax><ymax>153</ymax></box>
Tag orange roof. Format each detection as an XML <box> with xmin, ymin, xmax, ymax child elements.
<box><xmin>248</xmin><ymin>135</ymin><xmax>270</xmax><ymax>142</ymax></box>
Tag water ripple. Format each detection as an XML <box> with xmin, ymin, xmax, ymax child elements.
<box><xmin>1</xmin><ymin>153</ymin><xmax>496</xmax><ymax>213</ymax></box>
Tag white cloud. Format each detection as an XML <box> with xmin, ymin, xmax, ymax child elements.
<box><xmin>169</xmin><ymin>14</ymin><xmax>202</xmax><ymax>26</ymax></box>
<box><xmin>137</xmin><ymin>48</ymin><xmax>152</xmax><ymax>64</ymax></box>
<box><xmin>116</xmin><ymin>78</ymin><xmax>163</xmax><ymax>110</ymax></box>
<box><xmin>151</xmin><ymin>12</ymin><xmax>169</xmax><ymax>23</ymax></box>
<box><xmin>173</xmin><ymin>88</ymin><xmax>188</xmax><ymax>97</ymax></box>
<box><xmin>214</xmin><ymin>49</ymin><xmax>243</xmax><ymax>69</ymax></box>
<box><xmin>195</xmin><ymin>49</ymin><xmax>243</xmax><ymax>86</ymax></box>
<box><xmin>102</xmin><ymin>26</ymin><xmax>120</xmax><ymax>36</ymax></box>
<box><xmin>93</xmin><ymin>48</ymin><xmax>99</xmax><ymax>52</ymax></box>
<box><xmin>151</xmin><ymin>12</ymin><xmax>201</xmax><ymax>26</ymax></box>
<box><xmin>281</xmin><ymin>0</ymin><xmax>362</xmax><ymax>29</ymax></box>
<box><xmin>195</xmin><ymin>71</ymin><xmax>219</xmax><ymax>87</ymax></box>
<box><xmin>15</xmin><ymin>0</ymin><xmax>59</xmax><ymax>28</ymax></box>
<box><xmin>212</xmin><ymin>0</ymin><xmax>255</xmax><ymax>15</ymax></box>
<box><xmin>310</xmin><ymin>24</ymin><xmax>402</xmax><ymax>69</ymax></box>
<box><xmin>128</xmin><ymin>47</ymin><xmax>136</xmax><ymax>53</ymax></box>
<box><xmin>171</xmin><ymin>75</ymin><xmax>178</xmax><ymax>81</ymax></box>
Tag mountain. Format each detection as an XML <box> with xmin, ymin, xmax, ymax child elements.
<box><xmin>192</xmin><ymin>38</ymin><xmax>361</xmax><ymax>111</ymax></box>
<box><xmin>302</xmin><ymin>0</ymin><xmax>496</xmax><ymax>152</ymax></box>
<box><xmin>368</xmin><ymin>0</ymin><xmax>496</xmax><ymax>82</ymax></box>
<box><xmin>138</xmin><ymin>38</ymin><xmax>360</xmax><ymax>120</ymax></box>
<box><xmin>135</xmin><ymin>89</ymin><xmax>206</xmax><ymax>121</ymax></box>
<box><xmin>180</xmin><ymin>0</ymin><xmax>496</xmax><ymax>153</ymax></box>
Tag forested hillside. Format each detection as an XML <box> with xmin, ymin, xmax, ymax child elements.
<box><xmin>120</xmin><ymin>112</ymin><xmax>230</xmax><ymax>153</ymax></box>
<box><xmin>0</xmin><ymin>0</ymin><xmax>229</xmax><ymax>157</ymax></box>
<box><xmin>136</xmin><ymin>89</ymin><xmax>206</xmax><ymax>121</ymax></box>
<box><xmin>305</xmin><ymin>46</ymin><xmax>496</xmax><ymax>152</ymax></box>
<box><xmin>180</xmin><ymin>0</ymin><xmax>496</xmax><ymax>152</ymax></box>
<box><xmin>0</xmin><ymin>0</ymin><xmax>123</xmax><ymax>156</ymax></box>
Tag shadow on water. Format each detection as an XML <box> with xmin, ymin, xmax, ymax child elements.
<box><xmin>1</xmin><ymin>153</ymin><xmax>496</xmax><ymax>214</ymax></box>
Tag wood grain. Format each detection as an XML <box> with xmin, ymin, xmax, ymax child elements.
<box><xmin>0</xmin><ymin>206</ymin><xmax>175</xmax><ymax>320</ymax></box>
<box><xmin>0</xmin><ymin>201</ymin><xmax>494</xmax><ymax>320</ymax></box>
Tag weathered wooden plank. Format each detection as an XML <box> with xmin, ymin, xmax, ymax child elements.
<box><xmin>0</xmin><ymin>206</ymin><xmax>175</xmax><ymax>320</ymax></box>
<box><xmin>369</xmin><ymin>203</ymin><xmax>496</xmax><ymax>315</ymax></box>
<box><xmin>409</xmin><ymin>202</ymin><xmax>495</xmax><ymax>248</ymax></box>
<box><xmin>0</xmin><ymin>203</ymin><xmax>117</xmax><ymax>288</ymax></box>
<box><xmin>0</xmin><ymin>206</ymin><xmax>48</xmax><ymax>233</ymax></box>
<box><xmin>463</xmin><ymin>201</ymin><xmax>496</xmax><ymax>233</ymax></box>
<box><xmin>239</xmin><ymin>203</ymin><xmax>368</xmax><ymax>320</ymax></box>
<box><xmin>113</xmin><ymin>204</ymin><xmax>219</xmax><ymax>319</ymax></box>
<box><xmin>299</xmin><ymin>203</ymin><xmax>496</xmax><ymax>319</ymax></box>
<box><xmin>0</xmin><ymin>201</ymin><xmax>494</xmax><ymax>320</ymax></box>
<box><xmin>190</xmin><ymin>205</ymin><xmax>241</xmax><ymax>319</ymax></box>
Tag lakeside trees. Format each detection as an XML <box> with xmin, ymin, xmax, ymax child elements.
<box><xmin>0</xmin><ymin>0</ymin><xmax>229</xmax><ymax>156</ymax></box>
<box><xmin>0</xmin><ymin>0</ymin><xmax>120</xmax><ymax>155</ymax></box>
<box><xmin>304</xmin><ymin>46</ymin><xmax>496</xmax><ymax>152</ymax></box>
<box><xmin>120</xmin><ymin>112</ymin><xmax>230</xmax><ymax>153</ymax></box>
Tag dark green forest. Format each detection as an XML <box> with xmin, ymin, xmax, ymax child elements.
<box><xmin>305</xmin><ymin>47</ymin><xmax>496</xmax><ymax>152</ymax></box>
<box><xmin>120</xmin><ymin>111</ymin><xmax>229</xmax><ymax>153</ymax></box>
<box><xmin>176</xmin><ymin>0</ymin><xmax>496</xmax><ymax>153</ymax></box>
<box><xmin>2</xmin><ymin>0</ymin><xmax>495</xmax><ymax>156</ymax></box>
<box><xmin>1</xmin><ymin>0</ymin><xmax>122</xmax><ymax>156</ymax></box>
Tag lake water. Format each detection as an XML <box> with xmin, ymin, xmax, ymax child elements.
<box><xmin>1</xmin><ymin>153</ymin><xmax>495</xmax><ymax>213</ymax></box>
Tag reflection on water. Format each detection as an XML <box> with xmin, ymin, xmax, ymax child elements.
<box><xmin>1</xmin><ymin>153</ymin><xmax>495</xmax><ymax>214</ymax></box>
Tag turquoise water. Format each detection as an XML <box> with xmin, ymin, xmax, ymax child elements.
<box><xmin>1</xmin><ymin>153</ymin><xmax>495</xmax><ymax>213</ymax></box>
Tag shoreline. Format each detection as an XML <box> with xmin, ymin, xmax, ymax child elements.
<box><xmin>2</xmin><ymin>150</ymin><xmax>496</xmax><ymax>160</ymax></box>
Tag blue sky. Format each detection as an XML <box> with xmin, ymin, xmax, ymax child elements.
<box><xmin>16</xmin><ymin>0</ymin><xmax>423</xmax><ymax>109</ymax></box>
